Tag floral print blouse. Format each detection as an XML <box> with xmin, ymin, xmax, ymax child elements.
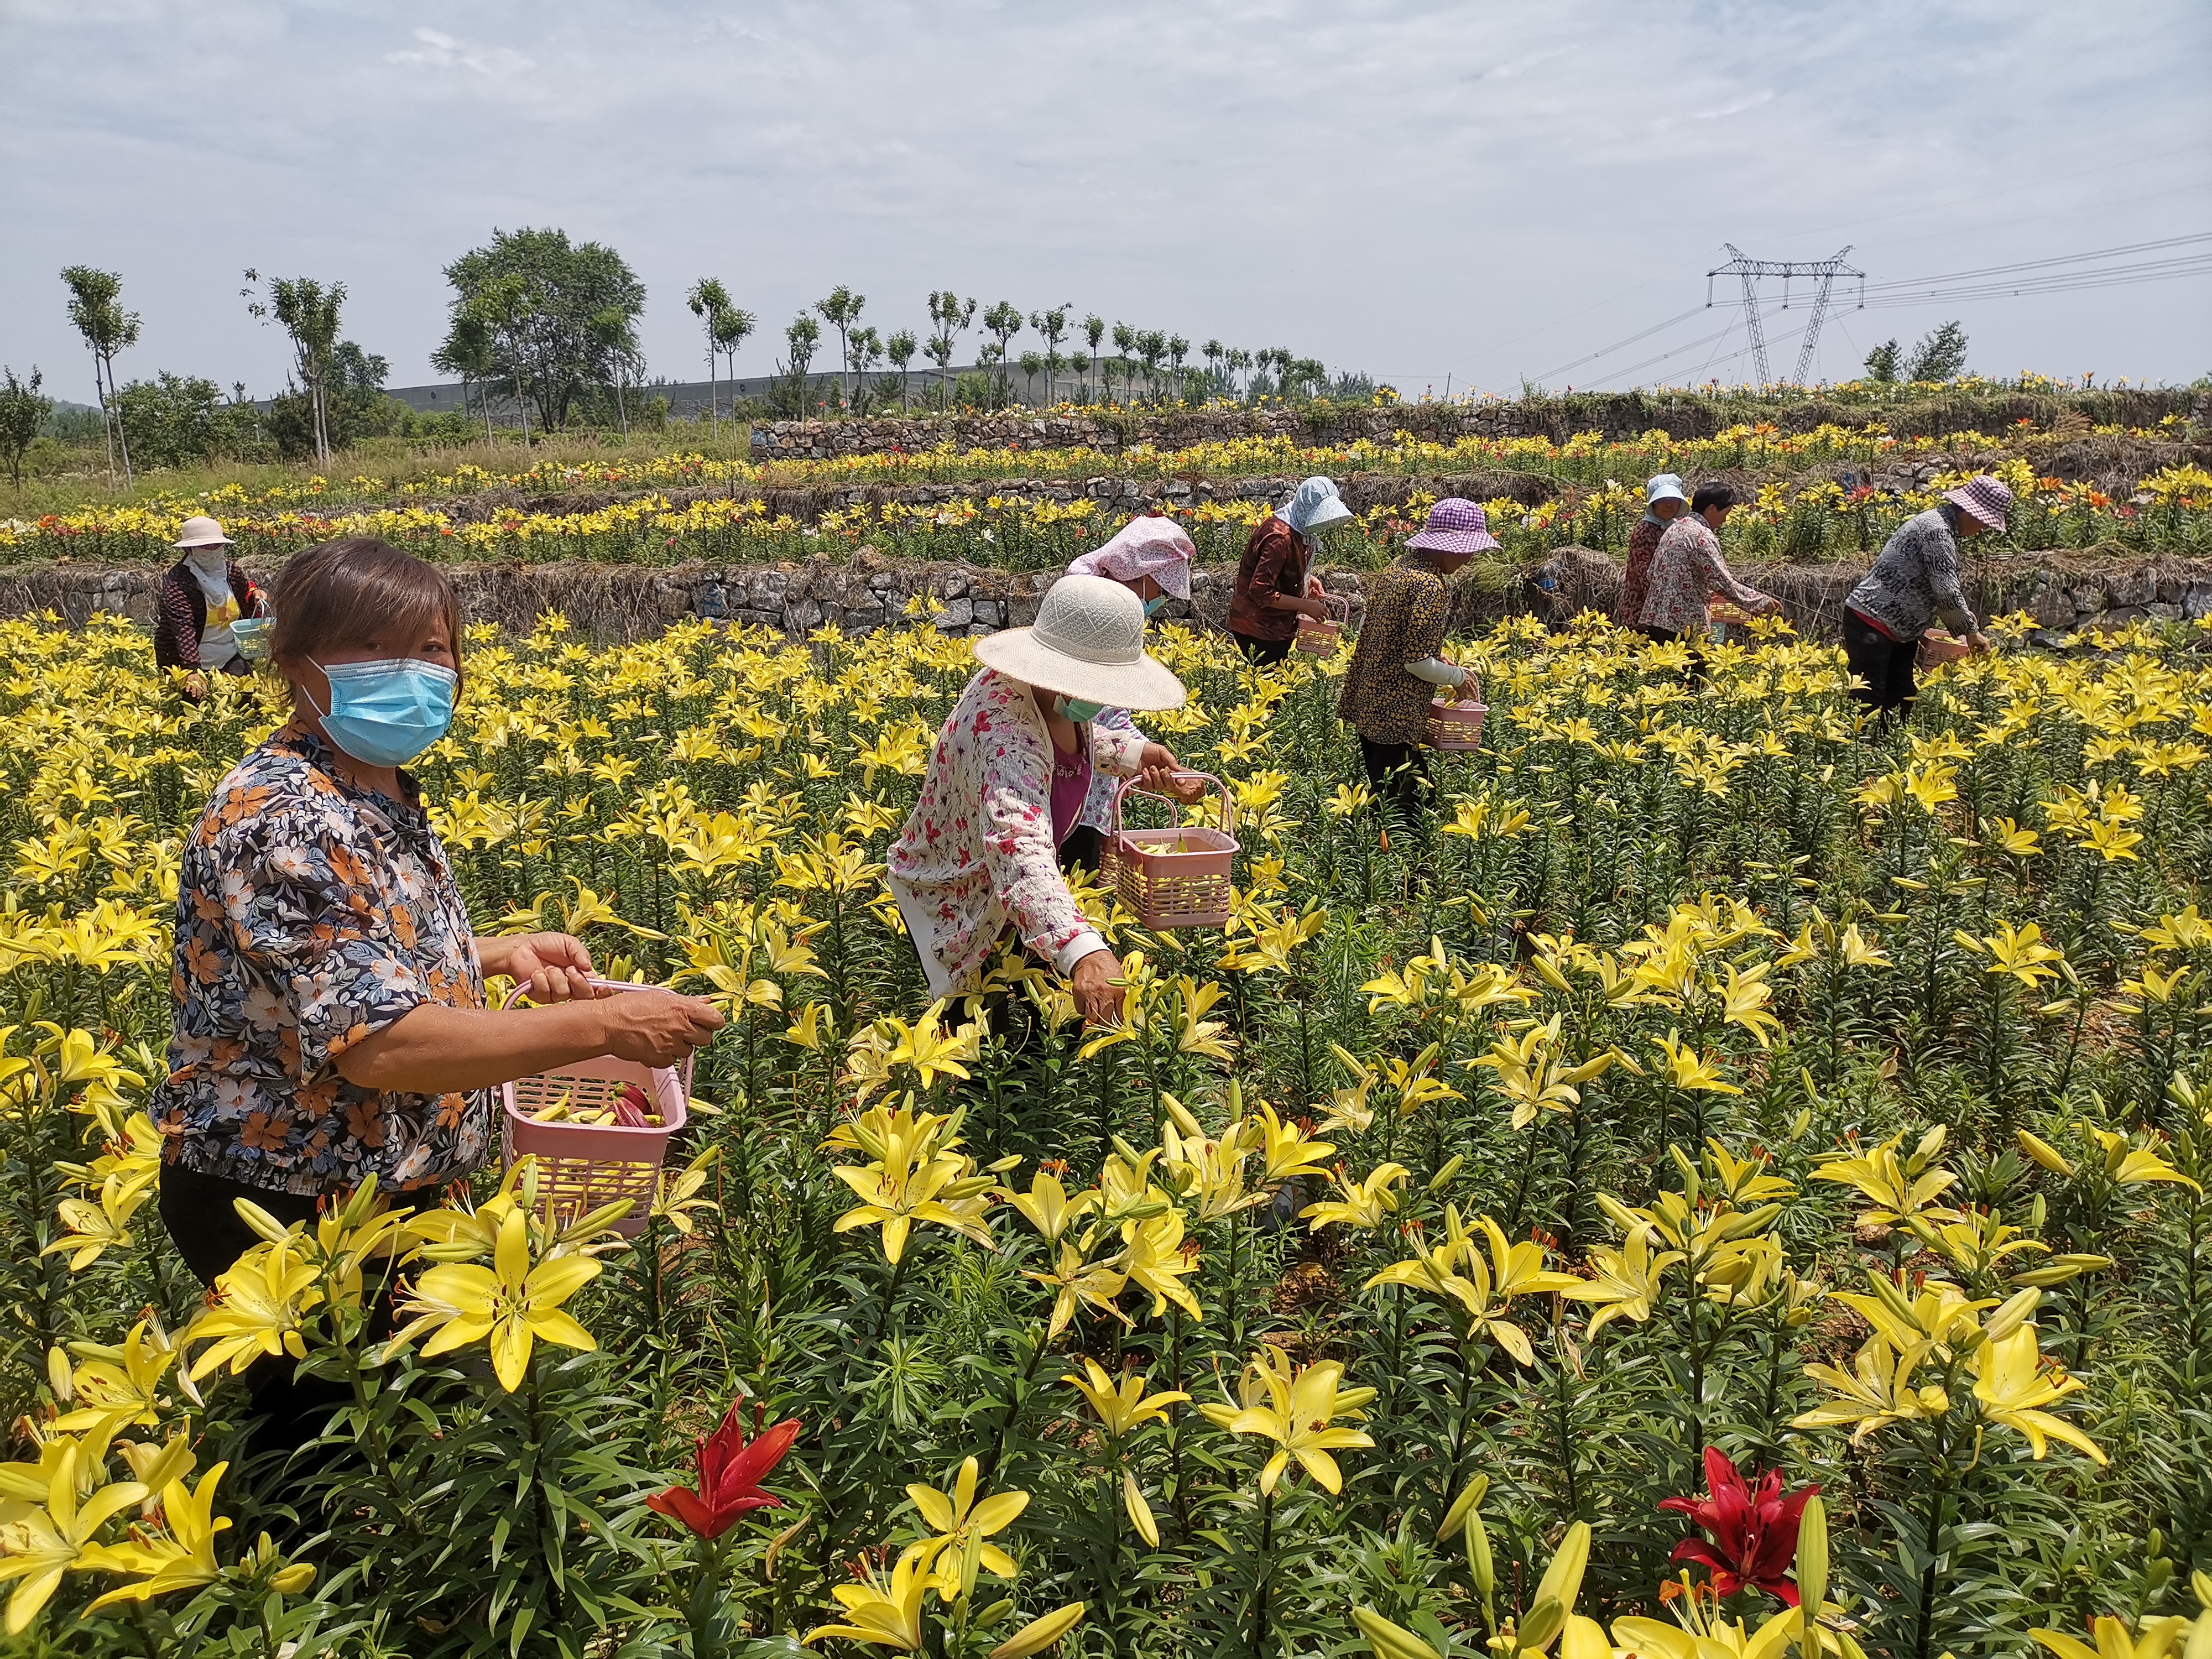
<box><xmin>888</xmin><ymin>668</ymin><xmax>1147</xmax><ymax>997</ymax></box>
<box><xmin>1338</xmin><ymin>554</ymin><xmax>1453</xmax><ymax>746</ymax></box>
<box><xmin>1634</xmin><ymin>516</ymin><xmax>1772</xmax><ymax>635</ymax></box>
<box><xmin>1615</xmin><ymin>515</ymin><xmax>1668</xmax><ymax>627</ymax></box>
<box><xmin>151</xmin><ymin>729</ymin><xmax>489</xmax><ymax>1197</ymax></box>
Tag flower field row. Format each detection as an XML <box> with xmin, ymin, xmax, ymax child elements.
<box><xmin>0</xmin><ymin>608</ymin><xmax>2209</xmax><ymax>1655</ymax></box>
<box><xmin>9</xmin><ymin>457</ymin><xmax>2211</xmax><ymax>575</ymax></box>
<box><xmin>20</xmin><ymin>411</ymin><xmax>2197</xmax><ymax>520</ymax></box>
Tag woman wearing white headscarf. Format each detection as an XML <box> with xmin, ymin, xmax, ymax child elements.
<box><xmin>1057</xmin><ymin>516</ymin><xmax>1197</xmax><ymax>872</ymax></box>
<box><xmin>154</xmin><ymin>516</ymin><xmax>267</xmax><ymax>701</ymax></box>
<box><xmin>1227</xmin><ymin>474</ymin><xmax>1350</xmax><ymax>664</ymax></box>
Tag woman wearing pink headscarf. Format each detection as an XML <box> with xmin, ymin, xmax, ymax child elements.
<box><xmin>1057</xmin><ymin>516</ymin><xmax>1197</xmax><ymax>873</ymax></box>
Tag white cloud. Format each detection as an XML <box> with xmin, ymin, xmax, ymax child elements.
<box><xmin>383</xmin><ymin>26</ymin><xmax>535</xmax><ymax>81</ymax></box>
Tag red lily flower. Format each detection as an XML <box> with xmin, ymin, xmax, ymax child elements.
<box><xmin>646</xmin><ymin>1402</ymin><xmax>802</xmax><ymax>1541</ymax></box>
<box><xmin>1657</xmin><ymin>1446</ymin><xmax>1819</xmax><ymax>1605</ymax></box>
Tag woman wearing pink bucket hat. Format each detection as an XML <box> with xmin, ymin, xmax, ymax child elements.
<box><xmin>1337</xmin><ymin>498</ymin><xmax>1495</xmax><ymax>842</ymax></box>
<box><xmin>1842</xmin><ymin>474</ymin><xmax>2006</xmax><ymax>715</ymax></box>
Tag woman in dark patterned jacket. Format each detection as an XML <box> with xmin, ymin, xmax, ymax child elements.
<box><xmin>153</xmin><ymin>517</ymin><xmax>266</xmax><ymax>701</ymax></box>
<box><xmin>151</xmin><ymin>536</ymin><xmax>725</xmax><ymax>1459</ymax></box>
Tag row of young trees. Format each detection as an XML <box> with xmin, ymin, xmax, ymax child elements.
<box><xmin>27</xmin><ymin>229</ymin><xmax>1359</xmax><ymax>483</ymax></box>
<box><xmin>684</xmin><ymin>280</ymin><xmax>1348</xmax><ymax>421</ymax></box>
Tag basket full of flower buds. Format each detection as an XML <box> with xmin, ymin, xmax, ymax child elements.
<box><xmin>1100</xmin><ymin>772</ymin><xmax>1239</xmax><ymax>929</ymax></box>
<box><xmin>1294</xmin><ymin>593</ymin><xmax>1350</xmax><ymax>656</ymax></box>
<box><xmin>499</xmin><ymin>977</ymin><xmax>691</xmax><ymax>1237</ymax></box>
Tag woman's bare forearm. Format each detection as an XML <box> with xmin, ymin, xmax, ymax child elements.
<box><xmin>333</xmin><ymin>1000</ymin><xmax>617</xmax><ymax>1094</ymax></box>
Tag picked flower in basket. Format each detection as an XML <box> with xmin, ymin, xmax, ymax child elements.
<box><xmin>1098</xmin><ymin>772</ymin><xmax>1239</xmax><ymax>929</ymax></box>
<box><xmin>499</xmin><ymin>977</ymin><xmax>691</xmax><ymax>1238</ymax></box>
<box><xmin>1293</xmin><ymin>593</ymin><xmax>1351</xmax><ymax>656</ymax></box>
<box><xmin>1917</xmin><ymin>630</ymin><xmax>1971</xmax><ymax>669</ymax></box>
<box><xmin>1426</xmin><ymin>679</ymin><xmax>1487</xmax><ymax>752</ymax></box>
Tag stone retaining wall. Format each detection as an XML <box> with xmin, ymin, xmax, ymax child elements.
<box><xmin>749</xmin><ymin>389</ymin><xmax>2206</xmax><ymax>461</ymax></box>
<box><xmin>11</xmin><ymin>550</ymin><xmax>2208</xmax><ymax>649</ymax></box>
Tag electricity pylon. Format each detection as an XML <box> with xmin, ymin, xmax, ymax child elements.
<box><xmin>1706</xmin><ymin>246</ymin><xmax>1866</xmax><ymax>385</ymax></box>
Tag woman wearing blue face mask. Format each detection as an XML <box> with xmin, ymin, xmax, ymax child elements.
<box><xmin>1056</xmin><ymin>515</ymin><xmax>1196</xmax><ymax>873</ymax></box>
<box><xmin>889</xmin><ymin>574</ymin><xmax>1202</xmax><ymax>1027</ymax></box>
<box><xmin>151</xmin><ymin>536</ymin><xmax>724</xmax><ymax>1467</ymax></box>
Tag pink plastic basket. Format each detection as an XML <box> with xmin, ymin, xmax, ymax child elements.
<box><xmin>1293</xmin><ymin>593</ymin><xmax>1351</xmax><ymax>656</ymax></box>
<box><xmin>498</xmin><ymin>977</ymin><xmax>691</xmax><ymax>1238</ymax></box>
<box><xmin>1427</xmin><ymin>698</ymin><xmax>1488</xmax><ymax>752</ymax></box>
<box><xmin>1099</xmin><ymin>773</ymin><xmax>1239</xmax><ymax>929</ymax></box>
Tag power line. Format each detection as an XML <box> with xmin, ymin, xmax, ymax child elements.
<box><xmin>1859</xmin><ymin>232</ymin><xmax>2212</xmax><ymax>293</ymax></box>
<box><xmin>1533</xmin><ymin>307</ymin><xmax>1708</xmax><ymax>381</ymax></box>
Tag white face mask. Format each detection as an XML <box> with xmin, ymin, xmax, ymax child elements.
<box><xmin>185</xmin><ymin>546</ymin><xmax>229</xmax><ymax>577</ymax></box>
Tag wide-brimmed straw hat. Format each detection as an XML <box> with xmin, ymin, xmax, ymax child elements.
<box><xmin>972</xmin><ymin>573</ymin><xmax>1187</xmax><ymax>711</ymax></box>
<box><xmin>1943</xmin><ymin>475</ymin><xmax>2013</xmax><ymax>533</ymax></box>
<box><xmin>1406</xmin><ymin>497</ymin><xmax>1500</xmax><ymax>555</ymax></box>
<box><xmin>173</xmin><ymin>516</ymin><xmax>232</xmax><ymax>549</ymax></box>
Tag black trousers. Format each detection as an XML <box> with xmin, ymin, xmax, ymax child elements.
<box><xmin>160</xmin><ymin>1164</ymin><xmax>392</xmax><ymax>1468</ymax></box>
<box><xmin>1059</xmin><ymin>824</ymin><xmax>1104</xmax><ymax>875</ymax></box>
<box><xmin>1842</xmin><ymin>611</ymin><xmax>1918</xmax><ymax>713</ymax></box>
<box><xmin>1232</xmin><ymin>630</ymin><xmax>1292</xmax><ymax>666</ymax></box>
<box><xmin>1639</xmin><ymin>625</ymin><xmax>1708</xmax><ymax>685</ymax></box>
<box><xmin>1359</xmin><ymin>737</ymin><xmax>1432</xmax><ymax>832</ymax></box>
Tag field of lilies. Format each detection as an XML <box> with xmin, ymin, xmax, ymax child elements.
<box><xmin>1</xmin><ymin>600</ymin><xmax>2210</xmax><ymax>1658</ymax></box>
<box><xmin>7</xmin><ymin>418</ymin><xmax>2210</xmax><ymax>576</ymax></box>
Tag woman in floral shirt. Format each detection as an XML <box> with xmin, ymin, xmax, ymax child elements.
<box><xmin>154</xmin><ymin>536</ymin><xmax>723</xmax><ymax>1459</ymax></box>
<box><xmin>1631</xmin><ymin>483</ymin><xmax>1782</xmax><ymax>672</ymax></box>
<box><xmin>889</xmin><ymin>575</ymin><xmax>1197</xmax><ymax>1025</ymax></box>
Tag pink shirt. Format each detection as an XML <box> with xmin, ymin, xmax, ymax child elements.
<box><xmin>1049</xmin><ymin>734</ymin><xmax>1093</xmax><ymax>847</ymax></box>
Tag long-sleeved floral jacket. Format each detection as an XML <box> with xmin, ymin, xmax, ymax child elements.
<box><xmin>1635</xmin><ymin>516</ymin><xmax>1772</xmax><ymax>635</ymax></box>
<box><xmin>888</xmin><ymin>668</ymin><xmax>1146</xmax><ymax>995</ymax></box>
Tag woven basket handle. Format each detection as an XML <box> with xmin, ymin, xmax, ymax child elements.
<box><xmin>1111</xmin><ymin>771</ymin><xmax>1230</xmax><ymax>837</ymax></box>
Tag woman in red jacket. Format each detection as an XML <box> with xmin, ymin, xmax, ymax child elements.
<box><xmin>1227</xmin><ymin>475</ymin><xmax>1349</xmax><ymax>664</ymax></box>
<box><xmin>154</xmin><ymin>517</ymin><xmax>267</xmax><ymax>700</ymax></box>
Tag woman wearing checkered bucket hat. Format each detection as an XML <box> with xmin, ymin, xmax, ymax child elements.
<box><xmin>1842</xmin><ymin>474</ymin><xmax>2007</xmax><ymax>716</ymax></box>
<box><xmin>1337</xmin><ymin>498</ymin><xmax>1496</xmax><ymax>843</ymax></box>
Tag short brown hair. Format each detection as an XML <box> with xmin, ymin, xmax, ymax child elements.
<box><xmin>271</xmin><ymin>538</ymin><xmax>464</xmax><ymax>688</ymax></box>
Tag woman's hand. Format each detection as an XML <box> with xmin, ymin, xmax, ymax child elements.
<box><xmin>601</xmin><ymin>988</ymin><xmax>727</xmax><ymax>1067</ymax></box>
<box><xmin>182</xmin><ymin>670</ymin><xmax>209</xmax><ymax>702</ymax></box>
<box><xmin>1305</xmin><ymin>575</ymin><xmax>1327</xmax><ymax>599</ymax></box>
<box><xmin>1069</xmin><ymin>950</ymin><xmax>1121</xmax><ymax>1026</ymax></box>
<box><xmin>1136</xmin><ymin>744</ymin><xmax>1207</xmax><ymax>803</ymax></box>
<box><xmin>1965</xmin><ymin>630</ymin><xmax>1994</xmax><ymax>655</ymax></box>
<box><xmin>479</xmin><ymin>932</ymin><xmax>603</xmax><ymax>1001</ymax></box>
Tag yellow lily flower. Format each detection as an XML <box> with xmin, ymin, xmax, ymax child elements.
<box><xmin>1060</xmin><ymin>1358</ymin><xmax>1189</xmax><ymax>1437</ymax></box>
<box><xmin>185</xmin><ymin>1237</ymin><xmax>324</xmax><ymax>1380</ymax></box>
<box><xmin>1119</xmin><ymin>1209</ymin><xmax>1202</xmax><ymax>1320</ymax></box>
<box><xmin>988</xmin><ymin>1601</ymin><xmax>1087</xmax><ymax>1659</ymax></box>
<box><xmin>901</xmin><ymin>1455</ymin><xmax>1029</xmax><ymax>1580</ymax></box>
<box><xmin>1199</xmin><ymin>1344</ymin><xmax>1375</xmax><ymax>1496</ymax></box>
<box><xmin>1300</xmin><ymin>1162</ymin><xmax>1410</xmax><ymax>1232</ymax></box>
<box><xmin>2033</xmin><ymin>1614</ymin><xmax>2197</xmax><ymax>1659</ymax></box>
<box><xmin>1792</xmin><ymin>1332</ymin><xmax>1949</xmax><ymax>1445</ymax></box>
<box><xmin>388</xmin><ymin>1208</ymin><xmax>602</xmax><ymax>1391</ymax></box>
<box><xmin>802</xmin><ymin>1549</ymin><xmax>937</xmax><ymax>1650</ymax></box>
<box><xmin>1565</xmin><ymin>1226</ymin><xmax>1683</xmax><ymax>1340</ymax></box>
<box><xmin>0</xmin><ymin>1439</ymin><xmax>147</xmax><ymax>1634</ymax></box>
<box><xmin>1970</xmin><ymin>1323</ymin><xmax>2107</xmax><ymax>1464</ymax></box>
<box><xmin>85</xmin><ymin>1462</ymin><xmax>232</xmax><ymax>1611</ymax></box>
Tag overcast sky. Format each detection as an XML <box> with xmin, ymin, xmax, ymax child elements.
<box><xmin>7</xmin><ymin>0</ymin><xmax>2209</xmax><ymax>405</ymax></box>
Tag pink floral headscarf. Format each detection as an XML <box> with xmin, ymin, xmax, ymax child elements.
<box><xmin>1066</xmin><ymin>515</ymin><xmax>1194</xmax><ymax>599</ymax></box>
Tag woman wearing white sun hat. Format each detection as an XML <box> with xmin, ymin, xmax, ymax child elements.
<box><xmin>154</xmin><ymin>515</ymin><xmax>267</xmax><ymax>700</ymax></box>
<box><xmin>888</xmin><ymin>573</ymin><xmax>1203</xmax><ymax>1024</ymax></box>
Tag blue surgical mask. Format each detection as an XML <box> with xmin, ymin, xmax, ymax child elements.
<box><xmin>1056</xmin><ymin>695</ymin><xmax>1107</xmax><ymax>724</ymax></box>
<box><xmin>1143</xmin><ymin>596</ymin><xmax>1168</xmax><ymax>618</ymax></box>
<box><xmin>309</xmin><ymin>658</ymin><xmax>457</xmax><ymax>767</ymax></box>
